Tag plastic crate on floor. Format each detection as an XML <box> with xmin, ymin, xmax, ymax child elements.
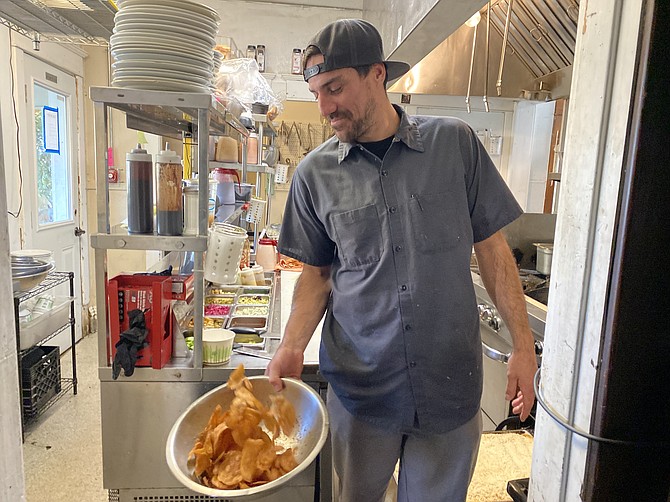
<box><xmin>21</xmin><ymin>345</ymin><xmax>61</xmax><ymax>417</ymax></box>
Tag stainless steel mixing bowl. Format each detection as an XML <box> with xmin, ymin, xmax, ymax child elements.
<box><xmin>12</xmin><ymin>262</ymin><xmax>55</xmax><ymax>293</ymax></box>
<box><xmin>165</xmin><ymin>376</ymin><xmax>329</xmax><ymax>499</ymax></box>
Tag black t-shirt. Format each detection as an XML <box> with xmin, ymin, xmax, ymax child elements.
<box><xmin>360</xmin><ymin>135</ymin><xmax>394</xmax><ymax>160</ymax></box>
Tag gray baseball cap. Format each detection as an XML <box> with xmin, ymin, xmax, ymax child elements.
<box><xmin>303</xmin><ymin>19</ymin><xmax>410</xmax><ymax>82</ymax></box>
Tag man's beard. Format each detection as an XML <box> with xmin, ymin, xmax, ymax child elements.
<box><xmin>331</xmin><ymin>98</ymin><xmax>376</xmax><ymax>143</ymax></box>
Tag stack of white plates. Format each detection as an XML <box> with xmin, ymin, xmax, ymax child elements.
<box><xmin>111</xmin><ymin>0</ymin><xmax>220</xmax><ymax>93</ymax></box>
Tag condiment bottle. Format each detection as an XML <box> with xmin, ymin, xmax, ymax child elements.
<box><xmin>291</xmin><ymin>48</ymin><xmax>302</xmax><ymax>75</ymax></box>
<box><xmin>182</xmin><ymin>181</ymin><xmax>199</xmax><ymax>236</ymax></box>
<box><xmin>240</xmin><ymin>266</ymin><xmax>257</xmax><ymax>286</ymax></box>
<box><xmin>255</xmin><ymin>238</ymin><xmax>277</xmax><ymax>270</ymax></box>
<box><xmin>247</xmin><ymin>133</ymin><xmax>259</xmax><ymax>164</ymax></box>
<box><xmin>156</xmin><ymin>147</ymin><xmax>183</xmax><ymax>236</ymax></box>
<box><xmin>212</xmin><ymin>168</ymin><xmax>240</xmax><ymax>206</ymax></box>
<box><xmin>251</xmin><ymin>264</ymin><xmax>265</xmax><ymax>284</ymax></box>
<box><xmin>126</xmin><ymin>144</ymin><xmax>153</xmax><ymax>234</ymax></box>
<box><xmin>256</xmin><ymin>45</ymin><xmax>266</xmax><ymax>72</ymax></box>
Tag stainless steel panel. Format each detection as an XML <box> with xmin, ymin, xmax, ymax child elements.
<box><xmin>386</xmin><ymin>0</ymin><xmax>580</xmax><ymax>97</ymax></box>
<box><xmin>389</xmin><ymin>17</ymin><xmax>535</xmax><ymax>98</ymax></box>
<box><xmin>113</xmin><ymin>486</ymin><xmax>315</xmax><ymax>502</ymax></box>
<box><xmin>101</xmin><ymin>381</ymin><xmax>316</xmax><ymax>491</ymax></box>
<box><xmin>90</xmin><ymin>233</ymin><xmax>208</xmax><ymax>252</ymax></box>
<box><xmin>480</xmin><ymin>324</ymin><xmax>512</xmax><ymax>430</ymax></box>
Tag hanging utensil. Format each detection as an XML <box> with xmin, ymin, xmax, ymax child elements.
<box><xmin>465</xmin><ymin>17</ymin><xmax>478</xmax><ymax>113</ymax></box>
<box><xmin>483</xmin><ymin>1</ymin><xmax>491</xmax><ymax>112</ymax></box>
<box><xmin>497</xmin><ymin>0</ymin><xmax>514</xmax><ymax>96</ymax></box>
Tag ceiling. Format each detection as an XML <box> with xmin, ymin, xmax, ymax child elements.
<box><xmin>0</xmin><ymin>0</ymin><xmax>116</xmax><ymax>45</ymax></box>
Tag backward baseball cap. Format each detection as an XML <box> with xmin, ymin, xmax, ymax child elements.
<box><xmin>303</xmin><ymin>19</ymin><xmax>410</xmax><ymax>82</ymax></box>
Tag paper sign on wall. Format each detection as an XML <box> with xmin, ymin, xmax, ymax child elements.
<box><xmin>43</xmin><ymin>106</ymin><xmax>60</xmax><ymax>154</ymax></box>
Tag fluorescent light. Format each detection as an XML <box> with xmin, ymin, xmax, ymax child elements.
<box><xmin>465</xmin><ymin>11</ymin><xmax>482</xmax><ymax>28</ymax></box>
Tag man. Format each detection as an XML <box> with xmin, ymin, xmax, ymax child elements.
<box><xmin>266</xmin><ymin>19</ymin><xmax>538</xmax><ymax>502</ymax></box>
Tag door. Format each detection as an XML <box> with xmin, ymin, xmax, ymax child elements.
<box><xmin>22</xmin><ymin>54</ymin><xmax>83</xmax><ymax>352</ymax></box>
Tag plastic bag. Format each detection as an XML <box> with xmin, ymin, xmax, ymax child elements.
<box><xmin>214</xmin><ymin>58</ymin><xmax>283</xmax><ymax>119</ymax></box>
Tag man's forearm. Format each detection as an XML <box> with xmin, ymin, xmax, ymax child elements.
<box><xmin>474</xmin><ymin>232</ymin><xmax>534</xmax><ymax>352</ymax></box>
<box><xmin>280</xmin><ymin>264</ymin><xmax>332</xmax><ymax>352</ymax></box>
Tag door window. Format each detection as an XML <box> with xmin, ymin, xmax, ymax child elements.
<box><xmin>33</xmin><ymin>83</ymin><xmax>72</xmax><ymax>226</ymax></box>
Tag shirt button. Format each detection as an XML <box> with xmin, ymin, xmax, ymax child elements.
<box><xmin>409</xmin><ymin>361</ymin><xmax>417</xmax><ymax>368</ymax></box>
<box><xmin>395</xmin><ymin>245</ymin><xmax>402</xmax><ymax>252</ymax></box>
<box><xmin>401</xmin><ymin>285</ymin><xmax>407</xmax><ymax>291</ymax></box>
<box><xmin>389</xmin><ymin>206</ymin><xmax>397</xmax><ymax>214</ymax></box>
<box><xmin>405</xmin><ymin>324</ymin><xmax>412</xmax><ymax>331</ymax></box>
<box><xmin>381</xmin><ymin>170</ymin><xmax>388</xmax><ymax>177</ymax></box>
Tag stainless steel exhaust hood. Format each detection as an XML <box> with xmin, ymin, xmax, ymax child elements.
<box><xmin>375</xmin><ymin>0</ymin><xmax>579</xmax><ymax>100</ymax></box>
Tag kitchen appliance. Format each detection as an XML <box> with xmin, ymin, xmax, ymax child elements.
<box><xmin>473</xmin><ymin>271</ymin><xmax>545</xmax><ymax>431</ymax></box>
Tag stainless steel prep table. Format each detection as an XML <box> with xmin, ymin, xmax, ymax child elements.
<box><xmin>101</xmin><ymin>271</ymin><xmax>331</xmax><ymax>502</ymax></box>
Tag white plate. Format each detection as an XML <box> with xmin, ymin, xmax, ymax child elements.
<box><xmin>112</xmin><ymin>59</ymin><xmax>213</xmax><ymax>79</ymax></box>
<box><xmin>111</xmin><ymin>45</ymin><xmax>214</xmax><ymax>66</ymax></box>
<box><xmin>113</xmin><ymin>68</ymin><xmax>211</xmax><ymax>86</ymax></box>
<box><xmin>110</xmin><ymin>33</ymin><xmax>213</xmax><ymax>54</ymax></box>
<box><xmin>114</xmin><ymin>8</ymin><xmax>218</xmax><ymax>33</ymax></box>
<box><xmin>113</xmin><ymin>20</ymin><xmax>217</xmax><ymax>45</ymax></box>
<box><xmin>113</xmin><ymin>11</ymin><xmax>218</xmax><ymax>33</ymax></box>
<box><xmin>110</xmin><ymin>33</ymin><xmax>212</xmax><ymax>57</ymax></box>
<box><xmin>116</xmin><ymin>0</ymin><xmax>219</xmax><ymax>22</ymax></box>
<box><xmin>112</xmin><ymin>76</ymin><xmax>210</xmax><ymax>93</ymax></box>
<box><xmin>111</xmin><ymin>50</ymin><xmax>214</xmax><ymax>69</ymax></box>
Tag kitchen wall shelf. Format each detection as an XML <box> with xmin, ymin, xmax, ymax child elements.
<box><xmin>209</xmin><ymin>161</ymin><xmax>274</xmax><ymax>174</ymax></box>
<box><xmin>14</xmin><ymin>271</ymin><xmax>77</xmax><ymax>435</ymax></box>
<box><xmin>89</xmin><ymin>87</ymin><xmax>249</xmax><ymax>141</ymax></box>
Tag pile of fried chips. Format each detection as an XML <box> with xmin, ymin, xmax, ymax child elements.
<box><xmin>189</xmin><ymin>365</ymin><xmax>298</xmax><ymax>490</ymax></box>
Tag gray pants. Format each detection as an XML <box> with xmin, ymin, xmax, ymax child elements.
<box><xmin>327</xmin><ymin>387</ymin><xmax>482</xmax><ymax>502</ymax></box>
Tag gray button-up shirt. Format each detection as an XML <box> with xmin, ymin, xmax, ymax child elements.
<box><xmin>278</xmin><ymin>106</ymin><xmax>522</xmax><ymax>434</ymax></box>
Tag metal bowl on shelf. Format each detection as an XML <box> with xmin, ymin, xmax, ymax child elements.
<box><xmin>165</xmin><ymin>375</ymin><xmax>329</xmax><ymax>499</ymax></box>
<box><xmin>12</xmin><ymin>261</ymin><xmax>55</xmax><ymax>293</ymax></box>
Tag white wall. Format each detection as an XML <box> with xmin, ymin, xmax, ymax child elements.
<box><xmin>200</xmin><ymin>0</ymin><xmax>362</xmax><ymax>74</ymax></box>
<box><xmin>389</xmin><ymin>93</ymin><xmax>516</xmax><ymax>180</ymax></box>
<box><xmin>529</xmin><ymin>0</ymin><xmax>643</xmax><ymax>499</ymax></box>
<box><xmin>0</xmin><ymin>98</ymin><xmax>26</xmax><ymax>502</ymax></box>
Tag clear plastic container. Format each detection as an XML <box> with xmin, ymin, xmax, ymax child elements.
<box><xmin>239</xmin><ymin>267</ymin><xmax>256</xmax><ymax>286</ymax></box>
<box><xmin>126</xmin><ymin>144</ymin><xmax>153</xmax><ymax>234</ymax></box>
<box><xmin>255</xmin><ymin>238</ymin><xmax>277</xmax><ymax>270</ymax></box>
<box><xmin>156</xmin><ymin>148</ymin><xmax>183</xmax><ymax>236</ymax></box>
<box><xmin>183</xmin><ymin>182</ymin><xmax>199</xmax><ymax>236</ymax></box>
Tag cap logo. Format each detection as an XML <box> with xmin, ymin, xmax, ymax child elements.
<box><xmin>303</xmin><ymin>63</ymin><xmax>326</xmax><ymax>81</ymax></box>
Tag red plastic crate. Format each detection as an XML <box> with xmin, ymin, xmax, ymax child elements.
<box><xmin>107</xmin><ymin>274</ymin><xmax>173</xmax><ymax>370</ymax></box>
<box><xmin>170</xmin><ymin>274</ymin><xmax>194</xmax><ymax>301</ymax></box>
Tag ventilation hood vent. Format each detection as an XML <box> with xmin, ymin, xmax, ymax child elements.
<box><xmin>388</xmin><ymin>0</ymin><xmax>579</xmax><ymax>100</ymax></box>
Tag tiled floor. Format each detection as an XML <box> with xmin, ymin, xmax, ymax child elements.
<box><xmin>22</xmin><ymin>334</ymin><xmax>107</xmax><ymax>502</ymax></box>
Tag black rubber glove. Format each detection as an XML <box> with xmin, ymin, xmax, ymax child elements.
<box><xmin>112</xmin><ymin>309</ymin><xmax>149</xmax><ymax>380</ymax></box>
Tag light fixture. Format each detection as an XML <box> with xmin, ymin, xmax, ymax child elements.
<box><xmin>465</xmin><ymin>11</ymin><xmax>482</xmax><ymax>28</ymax></box>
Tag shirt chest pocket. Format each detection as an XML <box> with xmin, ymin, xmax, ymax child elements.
<box><xmin>331</xmin><ymin>204</ymin><xmax>383</xmax><ymax>269</ymax></box>
<box><xmin>409</xmin><ymin>192</ymin><xmax>472</xmax><ymax>253</ymax></box>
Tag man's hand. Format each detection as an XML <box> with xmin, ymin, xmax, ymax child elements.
<box><xmin>266</xmin><ymin>345</ymin><xmax>305</xmax><ymax>392</ymax></box>
<box><xmin>506</xmin><ymin>349</ymin><xmax>538</xmax><ymax>421</ymax></box>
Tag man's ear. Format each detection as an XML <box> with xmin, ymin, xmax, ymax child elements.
<box><xmin>372</xmin><ymin>62</ymin><xmax>387</xmax><ymax>84</ymax></box>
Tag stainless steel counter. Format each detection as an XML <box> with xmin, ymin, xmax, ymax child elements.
<box><xmin>101</xmin><ymin>271</ymin><xmax>330</xmax><ymax>502</ymax></box>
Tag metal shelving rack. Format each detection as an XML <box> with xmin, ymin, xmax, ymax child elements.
<box><xmin>208</xmin><ymin>113</ymin><xmax>277</xmax><ymax>257</ymax></box>
<box><xmin>90</xmin><ymin>86</ymin><xmax>248</xmax><ymax>382</ymax></box>
<box><xmin>14</xmin><ymin>270</ymin><xmax>77</xmax><ymax>433</ymax></box>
